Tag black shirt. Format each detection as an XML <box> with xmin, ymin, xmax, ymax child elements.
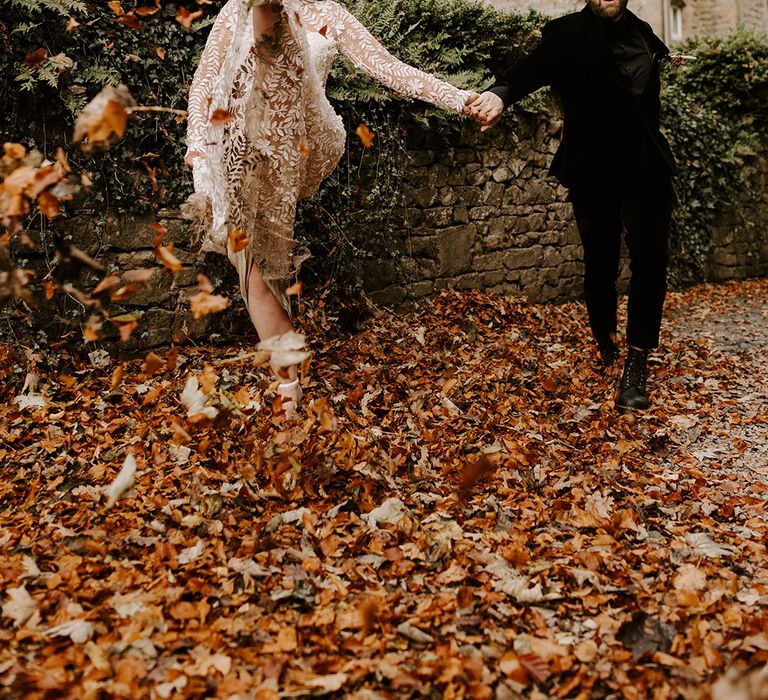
<box><xmin>601</xmin><ymin>13</ymin><xmax>653</xmax><ymax>98</ymax></box>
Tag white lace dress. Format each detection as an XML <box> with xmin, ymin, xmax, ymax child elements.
<box><xmin>186</xmin><ymin>0</ymin><xmax>470</xmax><ymax>309</ymax></box>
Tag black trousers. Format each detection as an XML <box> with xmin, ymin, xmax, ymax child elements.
<box><xmin>570</xmin><ymin>173</ymin><xmax>675</xmax><ymax>350</ymax></box>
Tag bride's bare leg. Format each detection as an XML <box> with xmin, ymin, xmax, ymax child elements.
<box><xmin>245</xmin><ymin>263</ymin><xmax>297</xmax><ymax>383</ymax></box>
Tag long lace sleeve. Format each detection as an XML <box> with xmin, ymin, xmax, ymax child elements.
<box><xmin>186</xmin><ymin>2</ymin><xmax>236</xmax><ymax>155</ymax></box>
<box><xmin>316</xmin><ymin>0</ymin><xmax>470</xmax><ymax>114</ymax></box>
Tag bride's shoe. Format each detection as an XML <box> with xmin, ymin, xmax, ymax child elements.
<box><xmin>276</xmin><ymin>377</ymin><xmax>302</xmax><ymax>419</ymax></box>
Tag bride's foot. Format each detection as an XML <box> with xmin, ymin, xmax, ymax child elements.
<box><xmin>276</xmin><ymin>377</ymin><xmax>302</xmax><ymax>419</ymax></box>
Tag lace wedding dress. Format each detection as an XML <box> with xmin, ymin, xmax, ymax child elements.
<box><xmin>186</xmin><ymin>0</ymin><xmax>470</xmax><ymax>309</ymax></box>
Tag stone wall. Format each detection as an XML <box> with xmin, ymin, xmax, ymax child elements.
<box><xmin>11</xmin><ymin>111</ymin><xmax>768</xmax><ymax>350</ymax></box>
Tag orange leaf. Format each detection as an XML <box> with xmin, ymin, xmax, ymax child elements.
<box><xmin>285</xmin><ymin>281</ymin><xmax>302</xmax><ymax>297</ymax></box>
<box><xmin>107</xmin><ymin>1</ymin><xmax>124</xmax><ymax>16</ymax></box>
<box><xmin>150</xmin><ymin>223</ymin><xmax>167</xmax><ymax>235</ymax></box>
<box><xmin>228</xmin><ymin>229</ymin><xmax>247</xmax><ymax>253</ymax></box>
<box><xmin>92</xmin><ymin>274</ymin><xmax>121</xmax><ymax>295</ymax></box>
<box><xmin>37</xmin><ymin>191</ymin><xmax>60</xmax><ymax>219</ymax></box>
<box><xmin>299</xmin><ymin>141</ymin><xmax>310</xmax><ymax>157</ymax></box>
<box><xmin>83</xmin><ymin>315</ymin><xmax>102</xmax><ymax>342</ymax></box>
<box><xmin>142</xmin><ymin>352</ymin><xmax>164</xmax><ymax>375</ymax></box>
<box><xmin>116</xmin><ymin>320</ymin><xmax>138</xmax><ymax>342</ymax></box>
<box><xmin>176</xmin><ymin>6</ymin><xmax>203</xmax><ymax>29</ymax></box>
<box><xmin>197</xmin><ymin>274</ymin><xmax>213</xmax><ymax>293</ymax></box>
<box><xmin>189</xmin><ymin>291</ymin><xmax>229</xmax><ymax>319</ymax></box>
<box><xmin>65</xmin><ymin>17</ymin><xmax>81</xmax><ymax>32</ymax></box>
<box><xmin>155</xmin><ymin>47</ymin><xmax>166</xmax><ymax>60</ymax></box>
<box><xmin>209</xmin><ymin>108</ymin><xmax>234</xmax><ymax>126</ymax></box>
<box><xmin>155</xmin><ymin>243</ymin><xmax>183</xmax><ymax>272</ymax></box>
<box><xmin>355</xmin><ymin>123</ymin><xmax>375</xmax><ymax>149</ymax></box>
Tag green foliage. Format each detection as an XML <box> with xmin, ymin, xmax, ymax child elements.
<box><xmin>1</xmin><ymin>0</ymin><xmax>764</xmax><ymax>301</ymax></box>
<box><xmin>660</xmin><ymin>31</ymin><xmax>767</xmax><ymax>286</ymax></box>
<box><xmin>670</xmin><ymin>30</ymin><xmax>768</xmax><ymax>134</ymax></box>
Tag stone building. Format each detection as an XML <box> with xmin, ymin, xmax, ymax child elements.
<box><xmin>486</xmin><ymin>0</ymin><xmax>768</xmax><ymax>43</ymax></box>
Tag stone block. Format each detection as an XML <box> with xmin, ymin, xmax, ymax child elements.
<box><xmin>437</xmin><ymin>225</ymin><xmax>476</xmax><ymax>275</ymax></box>
<box><xmin>108</xmin><ymin>212</ymin><xmax>157</xmax><ymax>250</ymax></box>
<box><xmin>370</xmin><ymin>286</ymin><xmax>406</xmax><ymax>307</ymax></box>
<box><xmin>423</xmin><ymin>207</ymin><xmax>454</xmax><ymax>228</ymax></box>
<box><xmin>474</xmin><ymin>251</ymin><xmax>505</xmax><ymax>271</ymax></box>
<box><xmin>469</xmin><ymin>206</ymin><xmax>498</xmax><ymax>221</ymax></box>
<box><xmin>503</xmin><ymin>245</ymin><xmax>544</xmax><ymax>270</ymax></box>
<box><xmin>453</xmin><ymin>206</ymin><xmax>470</xmax><ymax>224</ymax></box>
<box><xmin>483</xmin><ymin>182</ymin><xmax>505</xmax><ymax>207</ymax></box>
<box><xmin>492</xmin><ymin>165</ymin><xmax>514</xmax><ymax>183</ymax></box>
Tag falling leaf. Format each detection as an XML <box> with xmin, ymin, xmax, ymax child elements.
<box><xmin>228</xmin><ymin>229</ymin><xmax>247</xmax><ymax>253</ymax></box>
<box><xmin>355</xmin><ymin>123</ymin><xmax>375</xmax><ymax>149</ymax></box>
<box><xmin>142</xmin><ymin>352</ymin><xmax>164</xmax><ymax>375</ymax></box>
<box><xmin>92</xmin><ymin>274</ymin><xmax>121</xmax><ymax>295</ymax></box>
<box><xmin>180</xmin><ymin>376</ymin><xmax>218</xmax><ymax>421</ymax></box>
<box><xmin>154</xmin><ymin>240</ymin><xmax>183</xmax><ymax>272</ymax></box>
<box><xmin>189</xmin><ymin>291</ymin><xmax>229</xmax><ymax>319</ymax></box>
<box><xmin>72</xmin><ymin>85</ymin><xmax>136</xmax><ymax>152</ymax></box>
<box><xmin>103</xmin><ymin>453</ymin><xmax>137</xmax><ymax>507</ymax></box>
<box><xmin>257</xmin><ymin>331</ymin><xmax>310</xmax><ymax>369</ymax></box>
<box><xmin>83</xmin><ymin>315</ymin><xmax>103</xmax><ymax>342</ymax></box>
<box><xmin>209</xmin><ymin>109</ymin><xmax>234</xmax><ymax>126</ymax></box>
<box><xmin>285</xmin><ymin>280</ymin><xmax>302</xmax><ymax>297</ymax></box>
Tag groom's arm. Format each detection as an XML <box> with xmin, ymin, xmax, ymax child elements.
<box><xmin>469</xmin><ymin>21</ymin><xmax>560</xmax><ymax>129</ymax></box>
<box><xmin>488</xmin><ymin>21</ymin><xmax>560</xmax><ymax>108</ymax></box>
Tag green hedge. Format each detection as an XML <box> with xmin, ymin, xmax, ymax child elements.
<box><xmin>0</xmin><ymin>0</ymin><xmax>764</xmax><ymax>295</ymax></box>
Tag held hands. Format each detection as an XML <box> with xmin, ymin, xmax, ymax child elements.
<box><xmin>464</xmin><ymin>91</ymin><xmax>505</xmax><ymax>132</ymax></box>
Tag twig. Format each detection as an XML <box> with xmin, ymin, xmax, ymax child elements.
<box><xmin>125</xmin><ymin>106</ymin><xmax>188</xmax><ymax>117</ymax></box>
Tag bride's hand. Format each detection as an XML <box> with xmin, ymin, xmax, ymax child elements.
<box><xmin>462</xmin><ymin>92</ymin><xmax>483</xmax><ymax>120</ymax></box>
<box><xmin>185</xmin><ymin>150</ymin><xmax>204</xmax><ymax>167</ymax></box>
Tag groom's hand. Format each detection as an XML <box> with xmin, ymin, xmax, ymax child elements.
<box><xmin>466</xmin><ymin>92</ymin><xmax>505</xmax><ymax>132</ymax></box>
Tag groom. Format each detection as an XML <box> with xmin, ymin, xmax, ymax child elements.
<box><xmin>468</xmin><ymin>0</ymin><xmax>677</xmax><ymax>413</ymax></box>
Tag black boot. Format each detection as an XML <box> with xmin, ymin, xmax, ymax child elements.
<box><xmin>617</xmin><ymin>347</ymin><xmax>649</xmax><ymax>412</ymax></box>
<box><xmin>597</xmin><ymin>336</ymin><xmax>620</xmax><ymax>369</ymax></box>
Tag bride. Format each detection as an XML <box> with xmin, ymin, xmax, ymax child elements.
<box><xmin>185</xmin><ymin>0</ymin><xmax>475</xmax><ymax>416</ymax></box>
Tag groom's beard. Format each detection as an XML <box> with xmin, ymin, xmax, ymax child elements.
<box><xmin>588</xmin><ymin>0</ymin><xmax>629</xmax><ymax>20</ymax></box>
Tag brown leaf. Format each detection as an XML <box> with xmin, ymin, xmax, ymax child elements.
<box><xmin>197</xmin><ymin>274</ymin><xmax>213</xmax><ymax>294</ymax></box>
<box><xmin>83</xmin><ymin>315</ymin><xmax>102</xmax><ymax>342</ymax></box>
<box><xmin>175</xmin><ymin>6</ymin><xmax>203</xmax><ymax>29</ymax></box>
<box><xmin>72</xmin><ymin>85</ymin><xmax>136</xmax><ymax>152</ymax></box>
<box><xmin>37</xmin><ymin>192</ymin><xmax>60</xmax><ymax>219</ymax></box>
<box><xmin>92</xmin><ymin>275</ymin><xmax>121</xmax><ymax>295</ymax></box>
<box><xmin>155</xmin><ymin>243</ymin><xmax>183</xmax><ymax>273</ymax></box>
<box><xmin>518</xmin><ymin>653</ymin><xmax>550</xmax><ymax>684</ymax></box>
<box><xmin>355</xmin><ymin>123</ymin><xmax>375</xmax><ymax>149</ymax></box>
<box><xmin>458</xmin><ymin>454</ymin><xmax>495</xmax><ymax>498</ymax></box>
<box><xmin>209</xmin><ymin>109</ymin><xmax>234</xmax><ymax>126</ymax></box>
<box><xmin>115</xmin><ymin>320</ymin><xmax>138</xmax><ymax>342</ymax></box>
<box><xmin>65</xmin><ymin>17</ymin><xmax>81</xmax><ymax>32</ymax></box>
<box><xmin>107</xmin><ymin>0</ymin><xmax>124</xmax><ymax>16</ymax></box>
<box><xmin>228</xmin><ymin>229</ymin><xmax>247</xmax><ymax>253</ymax></box>
<box><xmin>142</xmin><ymin>352</ymin><xmax>164</xmax><ymax>375</ymax></box>
<box><xmin>189</xmin><ymin>291</ymin><xmax>229</xmax><ymax>319</ymax></box>
<box><xmin>24</xmin><ymin>48</ymin><xmax>47</xmax><ymax>68</ymax></box>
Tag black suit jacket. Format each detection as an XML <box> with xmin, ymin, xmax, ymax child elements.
<box><xmin>490</xmin><ymin>6</ymin><xmax>677</xmax><ymax>191</ymax></box>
